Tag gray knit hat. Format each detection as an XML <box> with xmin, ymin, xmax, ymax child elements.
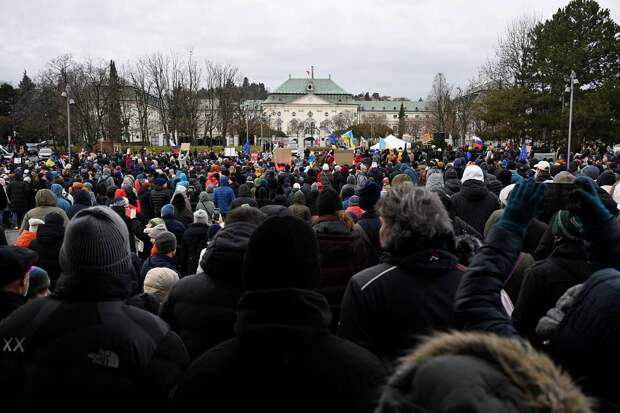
<box><xmin>155</xmin><ymin>231</ymin><xmax>177</xmax><ymax>255</ymax></box>
<box><xmin>59</xmin><ymin>206</ymin><xmax>132</xmax><ymax>277</ymax></box>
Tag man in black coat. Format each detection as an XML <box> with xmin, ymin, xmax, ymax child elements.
<box><xmin>339</xmin><ymin>182</ymin><xmax>464</xmax><ymax>363</ymax></box>
<box><xmin>179</xmin><ymin>209</ymin><xmax>210</xmax><ymax>276</ymax></box>
<box><xmin>160</xmin><ymin>206</ymin><xmax>265</xmax><ymax>359</ymax></box>
<box><xmin>7</xmin><ymin>169</ymin><xmax>32</xmax><ymax>229</ymax></box>
<box><xmin>451</xmin><ymin>165</ymin><xmax>500</xmax><ymax>235</ymax></box>
<box><xmin>355</xmin><ymin>182</ymin><xmax>382</xmax><ymax>267</ymax></box>
<box><xmin>0</xmin><ymin>246</ymin><xmax>38</xmax><ymax>321</ymax></box>
<box><xmin>150</xmin><ymin>177</ymin><xmax>172</xmax><ymax>218</ymax></box>
<box><xmin>29</xmin><ymin>212</ymin><xmax>65</xmax><ymax>288</ymax></box>
<box><xmin>0</xmin><ymin>207</ymin><xmax>189</xmax><ymax>410</ymax></box>
<box><xmin>174</xmin><ymin>216</ymin><xmax>386</xmax><ymax>412</ymax></box>
<box><xmin>141</xmin><ymin>231</ymin><xmax>180</xmax><ymax>285</ymax></box>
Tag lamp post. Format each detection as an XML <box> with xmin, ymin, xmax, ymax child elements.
<box><xmin>60</xmin><ymin>85</ymin><xmax>75</xmax><ymax>163</ymax></box>
<box><xmin>566</xmin><ymin>71</ymin><xmax>578</xmax><ymax>170</ymax></box>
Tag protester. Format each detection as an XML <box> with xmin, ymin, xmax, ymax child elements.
<box><xmin>451</xmin><ymin>164</ymin><xmax>501</xmax><ymax>234</ymax></box>
<box><xmin>140</xmin><ymin>231</ymin><xmax>179</xmax><ymax>284</ymax></box>
<box><xmin>14</xmin><ymin>218</ymin><xmax>43</xmax><ymax>248</ymax></box>
<box><xmin>355</xmin><ymin>181</ymin><xmax>382</xmax><ymax>266</ymax></box>
<box><xmin>7</xmin><ymin>169</ymin><xmax>33</xmax><ymax>229</ymax></box>
<box><xmin>287</xmin><ymin>190</ymin><xmax>312</xmax><ymax>223</ymax></box>
<box><xmin>213</xmin><ymin>175</ymin><xmax>235</xmax><ymax>216</ymax></box>
<box><xmin>0</xmin><ymin>207</ymin><xmax>189</xmax><ymax>409</ymax></box>
<box><xmin>339</xmin><ymin>182</ymin><xmax>464</xmax><ymax>362</ymax></box>
<box><xmin>29</xmin><ymin>212</ymin><xmax>65</xmax><ymax>287</ymax></box>
<box><xmin>26</xmin><ymin>266</ymin><xmax>51</xmax><ymax>300</ymax></box>
<box><xmin>151</xmin><ymin>177</ymin><xmax>172</xmax><ymax>217</ymax></box>
<box><xmin>173</xmin><ymin>216</ymin><xmax>386</xmax><ymax>412</ymax></box>
<box><xmin>0</xmin><ymin>246</ymin><xmax>38</xmax><ymax>320</ymax></box>
<box><xmin>160</xmin><ymin>206</ymin><xmax>265</xmax><ymax>360</ymax></box>
<box><xmin>66</xmin><ymin>188</ymin><xmax>92</xmax><ymax>218</ymax></box>
<box><xmin>127</xmin><ymin>267</ymin><xmax>179</xmax><ymax>314</ymax></box>
<box><xmin>179</xmin><ymin>209</ymin><xmax>211</xmax><ymax>276</ymax></box>
<box><xmin>18</xmin><ymin>188</ymin><xmax>69</xmax><ymax>232</ymax></box>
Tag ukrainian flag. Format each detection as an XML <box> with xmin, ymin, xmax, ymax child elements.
<box><xmin>341</xmin><ymin>130</ymin><xmax>354</xmax><ymax>148</ymax></box>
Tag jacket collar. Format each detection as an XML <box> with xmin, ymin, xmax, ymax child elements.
<box><xmin>52</xmin><ymin>272</ymin><xmax>132</xmax><ymax>301</ymax></box>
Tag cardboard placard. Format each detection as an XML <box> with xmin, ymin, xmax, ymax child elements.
<box><xmin>13</xmin><ymin>157</ymin><xmax>21</xmax><ymax>164</ymax></box>
<box><xmin>334</xmin><ymin>149</ymin><xmax>354</xmax><ymax>166</ymax></box>
<box><xmin>250</xmin><ymin>152</ymin><xmax>259</xmax><ymax>162</ymax></box>
<box><xmin>180</xmin><ymin>142</ymin><xmax>191</xmax><ymax>152</ymax></box>
<box><xmin>224</xmin><ymin>147</ymin><xmax>237</xmax><ymax>157</ymax></box>
<box><xmin>273</xmin><ymin>148</ymin><xmax>292</xmax><ymax>165</ymax></box>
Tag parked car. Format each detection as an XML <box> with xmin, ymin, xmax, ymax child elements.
<box><xmin>0</xmin><ymin>145</ymin><xmax>14</xmax><ymax>160</ymax></box>
<box><xmin>38</xmin><ymin>147</ymin><xmax>53</xmax><ymax>160</ymax></box>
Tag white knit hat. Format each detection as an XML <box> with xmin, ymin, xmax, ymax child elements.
<box><xmin>499</xmin><ymin>184</ymin><xmax>516</xmax><ymax>207</ymax></box>
<box><xmin>144</xmin><ymin>267</ymin><xmax>179</xmax><ymax>302</ymax></box>
<box><xmin>194</xmin><ymin>209</ymin><xmax>209</xmax><ymax>225</ymax></box>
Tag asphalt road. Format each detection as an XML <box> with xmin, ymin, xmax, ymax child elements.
<box><xmin>5</xmin><ymin>229</ymin><xmax>18</xmax><ymax>245</ymax></box>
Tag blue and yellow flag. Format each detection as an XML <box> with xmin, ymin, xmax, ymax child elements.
<box><xmin>341</xmin><ymin>130</ymin><xmax>354</xmax><ymax>148</ymax></box>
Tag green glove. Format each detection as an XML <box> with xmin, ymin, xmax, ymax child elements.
<box><xmin>573</xmin><ymin>176</ymin><xmax>614</xmax><ymax>231</ymax></box>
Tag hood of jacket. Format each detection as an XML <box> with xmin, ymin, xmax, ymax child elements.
<box><xmin>376</xmin><ymin>332</ymin><xmax>591</xmax><ymax>413</ymax></box>
<box><xmin>425</xmin><ymin>170</ymin><xmax>444</xmax><ymax>191</ymax></box>
<box><xmin>35</xmin><ymin>189</ymin><xmax>57</xmax><ymax>207</ymax></box>
<box><xmin>234</xmin><ymin>288</ymin><xmax>331</xmax><ymax>346</ymax></box>
<box><xmin>198</xmin><ymin>191</ymin><xmax>213</xmax><ymax>203</ymax></box>
<box><xmin>220</xmin><ymin>175</ymin><xmax>230</xmax><ymax>187</ymax></box>
<box><xmin>460</xmin><ymin>179</ymin><xmax>491</xmax><ymax>200</ymax></box>
<box><xmin>50</xmin><ymin>183</ymin><xmax>64</xmax><ymax>199</ymax></box>
<box><xmin>35</xmin><ymin>222</ymin><xmax>65</xmax><ymax>245</ymax></box>
<box><xmin>313</xmin><ymin>216</ymin><xmax>352</xmax><ymax>236</ymax></box>
<box><xmin>52</xmin><ymin>270</ymin><xmax>132</xmax><ymax>301</ymax></box>
<box><xmin>72</xmin><ymin>189</ymin><xmax>92</xmax><ymax>207</ymax></box>
<box><xmin>199</xmin><ymin>221</ymin><xmax>256</xmax><ymax>285</ymax></box>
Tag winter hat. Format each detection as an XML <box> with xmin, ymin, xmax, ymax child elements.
<box><xmin>553</xmin><ymin>171</ymin><xmax>576</xmax><ymax>184</ymax></box>
<box><xmin>161</xmin><ymin>204</ymin><xmax>175</xmax><ymax>218</ymax></box>
<box><xmin>317</xmin><ymin>188</ymin><xmax>342</xmax><ymax>215</ymax></box>
<box><xmin>59</xmin><ymin>207</ymin><xmax>132</xmax><ymax>277</ymax></box>
<box><xmin>44</xmin><ymin>212</ymin><xmax>65</xmax><ymax>227</ymax></box>
<box><xmin>349</xmin><ymin>195</ymin><xmax>360</xmax><ymax>206</ymax></box>
<box><xmin>322</xmin><ymin>164</ymin><xmax>329</xmax><ymax>171</ymax></box>
<box><xmin>0</xmin><ymin>246</ymin><xmax>38</xmax><ymax>287</ymax></box>
<box><xmin>243</xmin><ymin>216</ymin><xmax>320</xmax><ymax>290</ymax></box>
<box><xmin>499</xmin><ymin>184</ymin><xmax>516</xmax><ymax>207</ymax></box>
<box><xmin>536</xmin><ymin>161</ymin><xmax>551</xmax><ymax>171</ymax></box>
<box><xmin>28</xmin><ymin>218</ymin><xmax>45</xmax><ymax>233</ymax></box>
<box><xmin>358</xmin><ymin>182</ymin><xmax>381</xmax><ymax>211</ymax></box>
<box><xmin>487</xmin><ymin>179</ymin><xmax>503</xmax><ymax>197</ymax></box>
<box><xmin>155</xmin><ymin>231</ymin><xmax>177</xmax><ymax>255</ymax></box>
<box><xmin>293</xmin><ymin>182</ymin><xmax>301</xmax><ymax>190</ymax></box>
<box><xmin>144</xmin><ymin>267</ymin><xmax>179</xmax><ymax>302</ymax></box>
<box><xmin>581</xmin><ymin>165</ymin><xmax>600</xmax><ymax>181</ymax></box>
<box><xmin>154</xmin><ymin>177</ymin><xmax>166</xmax><ymax>187</ymax></box>
<box><xmin>194</xmin><ymin>209</ymin><xmax>209</xmax><ymax>225</ymax></box>
<box><xmin>552</xmin><ymin>210</ymin><xmax>583</xmax><ymax>241</ymax></box>
<box><xmin>144</xmin><ymin>223</ymin><xmax>168</xmax><ymax>239</ymax></box>
<box><xmin>111</xmin><ymin>197</ymin><xmax>129</xmax><ymax>208</ymax></box>
<box><xmin>27</xmin><ymin>266</ymin><xmax>50</xmax><ymax>298</ymax></box>
<box><xmin>597</xmin><ymin>169</ymin><xmax>617</xmax><ymax>187</ymax></box>
<box><xmin>148</xmin><ymin>217</ymin><xmax>165</xmax><ymax>227</ymax></box>
<box><xmin>461</xmin><ymin>165</ymin><xmax>484</xmax><ymax>183</ymax></box>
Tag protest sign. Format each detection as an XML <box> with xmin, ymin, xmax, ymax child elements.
<box><xmin>180</xmin><ymin>142</ymin><xmax>191</xmax><ymax>152</ymax></box>
<box><xmin>334</xmin><ymin>149</ymin><xmax>354</xmax><ymax>166</ymax></box>
<box><xmin>224</xmin><ymin>147</ymin><xmax>237</xmax><ymax>157</ymax></box>
<box><xmin>273</xmin><ymin>148</ymin><xmax>292</xmax><ymax>165</ymax></box>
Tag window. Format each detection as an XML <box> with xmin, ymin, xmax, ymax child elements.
<box><xmin>308</xmin><ymin>111</ymin><xmax>313</xmax><ymax>118</ymax></box>
<box><xmin>324</xmin><ymin>112</ymin><xmax>329</xmax><ymax>117</ymax></box>
<box><xmin>277</xmin><ymin>112</ymin><xmax>281</xmax><ymax>116</ymax></box>
<box><xmin>393</xmin><ymin>115</ymin><xmax>397</xmax><ymax>118</ymax></box>
<box><xmin>415</xmin><ymin>114</ymin><xmax>419</xmax><ymax>118</ymax></box>
<box><xmin>307</xmin><ymin>83</ymin><xmax>313</xmax><ymax>91</ymax></box>
<box><xmin>338</xmin><ymin>99</ymin><xmax>342</xmax><ymax>102</ymax></box>
<box><xmin>292</xmin><ymin>112</ymin><xmax>296</xmax><ymax>117</ymax></box>
<box><xmin>394</xmin><ymin>107</ymin><xmax>397</xmax><ymax>110</ymax></box>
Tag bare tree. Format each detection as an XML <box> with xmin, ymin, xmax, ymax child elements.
<box><xmin>146</xmin><ymin>53</ymin><xmax>171</xmax><ymax>143</ymax></box>
<box><xmin>428</xmin><ymin>73</ymin><xmax>455</xmax><ymax>135</ymax></box>
<box><xmin>482</xmin><ymin>14</ymin><xmax>539</xmax><ymax>88</ymax></box>
<box><xmin>205</xmin><ymin>61</ymin><xmax>241</xmax><ymax>145</ymax></box>
<box><xmin>332</xmin><ymin>110</ymin><xmax>357</xmax><ymax>131</ymax></box>
<box><xmin>129</xmin><ymin>58</ymin><xmax>154</xmax><ymax>144</ymax></box>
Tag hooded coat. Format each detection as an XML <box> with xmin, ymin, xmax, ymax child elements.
<box><xmin>30</xmin><ymin>220</ymin><xmax>65</xmax><ymax>287</ymax></box>
<box><xmin>66</xmin><ymin>190</ymin><xmax>92</xmax><ymax>219</ymax></box>
<box><xmin>0</xmin><ymin>271</ymin><xmax>189</xmax><ymax>410</ymax></box>
<box><xmin>180</xmin><ymin>222</ymin><xmax>210</xmax><ymax>276</ymax></box>
<box><xmin>19</xmin><ymin>190</ymin><xmax>69</xmax><ymax>232</ymax></box>
<box><xmin>7</xmin><ymin>172</ymin><xmax>32</xmax><ymax>212</ymax></box>
<box><xmin>50</xmin><ymin>183</ymin><xmax>70</xmax><ymax>211</ymax></box>
<box><xmin>173</xmin><ymin>288</ymin><xmax>386</xmax><ymax>412</ymax></box>
<box><xmin>229</xmin><ymin>183</ymin><xmax>257</xmax><ymax>210</ymax></box>
<box><xmin>213</xmin><ymin>176</ymin><xmax>235</xmax><ymax>214</ymax></box>
<box><xmin>159</xmin><ymin>222</ymin><xmax>256</xmax><ymax>360</ymax></box>
<box><xmin>375</xmin><ymin>332</ymin><xmax>591</xmax><ymax>413</ymax></box>
<box><xmin>195</xmin><ymin>191</ymin><xmax>216</xmax><ymax>222</ymax></box>
<box><xmin>150</xmin><ymin>183</ymin><xmax>172</xmax><ymax>218</ymax></box>
<box><xmin>443</xmin><ymin>168</ymin><xmax>462</xmax><ymax>195</ymax></box>
<box><xmin>451</xmin><ymin>180</ymin><xmax>500</xmax><ymax>235</ymax></box>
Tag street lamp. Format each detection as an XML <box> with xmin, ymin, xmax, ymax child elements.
<box><xmin>565</xmin><ymin>71</ymin><xmax>579</xmax><ymax>170</ymax></box>
<box><xmin>60</xmin><ymin>85</ymin><xmax>75</xmax><ymax>163</ymax></box>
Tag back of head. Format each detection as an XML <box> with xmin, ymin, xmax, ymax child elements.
<box><xmin>225</xmin><ymin>206</ymin><xmax>266</xmax><ymax>226</ymax></box>
<box><xmin>193</xmin><ymin>209</ymin><xmax>209</xmax><ymax>225</ymax></box>
<box><xmin>161</xmin><ymin>204</ymin><xmax>175</xmax><ymax>218</ymax></box>
<box><xmin>0</xmin><ymin>246</ymin><xmax>38</xmax><ymax>288</ymax></box>
<box><xmin>461</xmin><ymin>165</ymin><xmax>484</xmax><ymax>183</ymax></box>
<box><xmin>358</xmin><ymin>181</ymin><xmax>381</xmax><ymax>211</ymax></box>
<box><xmin>317</xmin><ymin>188</ymin><xmax>342</xmax><ymax>216</ymax></box>
<box><xmin>35</xmin><ymin>189</ymin><xmax>57</xmax><ymax>207</ymax></box>
<box><xmin>378</xmin><ymin>181</ymin><xmax>453</xmax><ymax>255</ymax></box>
<box><xmin>59</xmin><ymin>206</ymin><xmax>131</xmax><ymax>277</ymax></box>
<box><xmin>155</xmin><ymin>231</ymin><xmax>177</xmax><ymax>255</ymax></box>
<box><xmin>376</xmin><ymin>332</ymin><xmax>591</xmax><ymax>413</ymax></box>
<box><xmin>144</xmin><ymin>267</ymin><xmax>179</xmax><ymax>301</ymax></box>
<box><xmin>243</xmin><ymin>216</ymin><xmax>320</xmax><ymax>291</ymax></box>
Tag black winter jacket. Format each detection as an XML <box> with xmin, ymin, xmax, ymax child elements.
<box><xmin>140</xmin><ymin>254</ymin><xmax>179</xmax><ymax>286</ymax></box>
<box><xmin>151</xmin><ymin>185</ymin><xmax>172</xmax><ymax>217</ymax></box>
<box><xmin>7</xmin><ymin>177</ymin><xmax>31</xmax><ymax>212</ymax></box>
<box><xmin>174</xmin><ymin>288</ymin><xmax>386</xmax><ymax>412</ymax></box>
<box><xmin>512</xmin><ymin>241</ymin><xmax>591</xmax><ymax>343</ymax></box>
<box><xmin>0</xmin><ymin>271</ymin><xmax>189</xmax><ymax>410</ymax></box>
<box><xmin>451</xmin><ymin>179</ymin><xmax>500</xmax><ymax>235</ymax></box>
<box><xmin>339</xmin><ymin>249</ymin><xmax>465</xmax><ymax>362</ymax></box>
<box><xmin>180</xmin><ymin>222</ymin><xmax>209</xmax><ymax>276</ymax></box>
<box><xmin>30</xmin><ymin>222</ymin><xmax>65</xmax><ymax>288</ymax></box>
<box><xmin>160</xmin><ymin>222</ymin><xmax>255</xmax><ymax>360</ymax></box>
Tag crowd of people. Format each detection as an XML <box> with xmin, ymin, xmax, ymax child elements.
<box><xmin>1</xmin><ymin>141</ymin><xmax>620</xmax><ymax>411</ymax></box>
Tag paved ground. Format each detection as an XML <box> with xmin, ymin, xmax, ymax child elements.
<box><xmin>5</xmin><ymin>229</ymin><xmax>18</xmax><ymax>245</ymax></box>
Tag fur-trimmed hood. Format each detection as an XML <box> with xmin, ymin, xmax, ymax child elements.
<box><xmin>376</xmin><ymin>332</ymin><xmax>591</xmax><ymax>413</ymax></box>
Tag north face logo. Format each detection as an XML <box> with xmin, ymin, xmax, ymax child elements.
<box><xmin>88</xmin><ymin>349</ymin><xmax>120</xmax><ymax>368</ymax></box>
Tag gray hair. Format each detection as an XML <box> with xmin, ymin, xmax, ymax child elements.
<box><xmin>378</xmin><ymin>181</ymin><xmax>453</xmax><ymax>253</ymax></box>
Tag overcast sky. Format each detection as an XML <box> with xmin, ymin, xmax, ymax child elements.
<box><xmin>2</xmin><ymin>0</ymin><xmax>618</xmax><ymax>99</ymax></box>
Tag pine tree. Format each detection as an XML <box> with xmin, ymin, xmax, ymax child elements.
<box><xmin>398</xmin><ymin>102</ymin><xmax>406</xmax><ymax>138</ymax></box>
<box><xmin>107</xmin><ymin>60</ymin><xmax>122</xmax><ymax>142</ymax></box>
<box><xmin>18</xmin><ymin>71</ymin><xmax>35</xmax><ymax>92</ymax></box>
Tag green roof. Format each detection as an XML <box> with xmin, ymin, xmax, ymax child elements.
<box><xmin>271</xmin><ymin>78</ymin><xmax>351</xmax><ymax>95</ymax></box>
<box><xmin>357</xmin><ymin>100</ymin><xmax>432</xmax><ymax>112</ymax></box>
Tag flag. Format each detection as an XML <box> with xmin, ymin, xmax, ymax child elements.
<box><xmin>341</xmin><ymin>130</ymin><xmax>354</xmax><ymax>148</ymax></box>
<box><xmin>518</xmin><ymin>143</ymin><xmax>528</xmax><ymax>161</ymax></box>
<box><xmin>327</xmin><ymin>133</ymin><xmax>338</xmax><ymax>146</ymax></box>
<box><xmin>471</xmin><ymin>136</ymin><xmax>483</xmax><ymax>149</ymax></box>
<box><xmin>242</xmin><ymin>137</ymin><xmax>250</xmax><ymax>155</ymax></box>
<box><xmin>379</xmin><ymin>137</ymin><xmax>386</xmax><ymax>150</ymax></box>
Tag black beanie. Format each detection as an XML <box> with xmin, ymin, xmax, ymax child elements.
<box><xmin>317</xmin><ymin>188</ymin><xmax>342</xmax><ymax>216</ymax></box>
<box><xmin>59</xmin><ymin>206</ymin><xmax>132</xmax><ymax>277</ymax></box>
<box><xmin>44</xmin><ymin>212</ymin><xmax>65</xmax><ymax>226</ymax></box>
<box><xmin>358</xmin><ymin>182</ymin><xmax>381</xmax><ymax>211</ymax></box>
<box><xmin>243</xmin><ymin>216</ymin><xmax>320</xmax><ymax>290</ymax></box>
<box><xmin>0</xmin><ymin>246</ymin><xmax>38</xmax><ymax>287</ymax></box>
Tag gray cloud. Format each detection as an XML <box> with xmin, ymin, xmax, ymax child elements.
<box><xmin>2</xmin><ymin>0</ymin><xmax>618</xmax><ymax>99</ymax></box>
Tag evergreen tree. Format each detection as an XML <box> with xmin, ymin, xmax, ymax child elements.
<box><xmin>107</xmin><ymin>60</ymin><xmax>122</xmax><ymax>142</ymax></box>
<box><xmin>398</xmin><ymin>103</ymin><xmax>406</xmax><ymax>138</ymax></box>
